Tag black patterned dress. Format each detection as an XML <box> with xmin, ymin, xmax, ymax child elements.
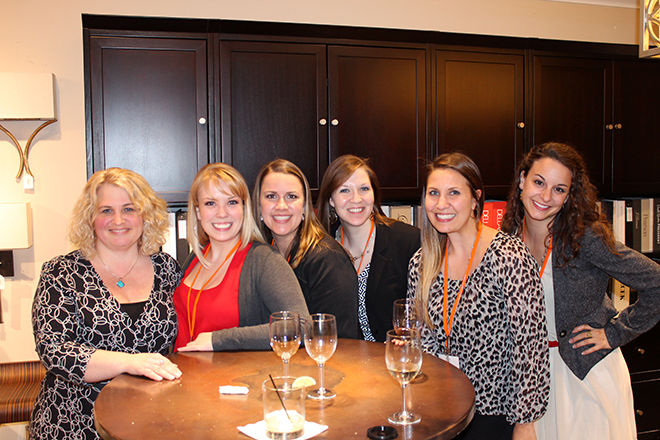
<box><xmin>30</xmin><ymin>250</ymin><xmax>182</xmax><ymax>440</ymax></box>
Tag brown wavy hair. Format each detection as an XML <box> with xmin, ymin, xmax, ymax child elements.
<box><xmin>253</xmin><ymin>159</ymin><xmax>329</xmax><ymax>268</ymax></box>
<box><xmin>316</xmin><ymin>155</ymin><xmax>393</xmax><ymax>232</ymax></box>
<box><xmin>500</xmin><ymin>142</ymin><xmax>617</xmax><ymax>266</ymax></box>
<box><xmin>68</xmin><ymin>168</ymin><xmax>169</xmax><ymax>258</ymax></box>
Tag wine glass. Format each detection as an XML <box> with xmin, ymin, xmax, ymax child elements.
<box><xmin>385</xmin><ymin>329</ymin><xmax>422</xmax><ymax>425</ymax></box>
<box><xmin>392</xmin><ymin>298</ymin><xmax>422</xmax><ymax>336</ymax></box>
<box><xmin>269</xmin><ymin>311</ymin><xmax>301</xmax><ymax>376</ymax></box>
<box><xmin>304</xmin><ymin>313</ymin><xmax>337</xmax><ymax>400</ymax></box>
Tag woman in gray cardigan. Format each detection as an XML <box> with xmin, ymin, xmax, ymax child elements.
<box><xmin>502</xmin><ymin>142</ymin><xmax>660</xmax><ymax>440</ymax></box>
<box><xmin>173</xmin><ymin>163</ymin><xmax>310</xmax><ymax>352</ymax></box>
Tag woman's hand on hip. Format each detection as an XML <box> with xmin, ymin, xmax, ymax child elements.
<box><xmin>177</xmin><ymin>332</ymin><xmax>213</xmax><ymax>352</ymax></box>
<box><xmin>569</xmin><ymin>324</ymin><xmax>611</xmax><ymax>355</ymax></box>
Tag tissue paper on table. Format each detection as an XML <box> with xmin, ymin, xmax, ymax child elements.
<box><xmin>238</xmin><ymin>420</ymin><xmax>328</xmax><ymax>440</ymax></box>
<box><xmin>219</xmin><ymin>385</ymin><xmax>249</xmax><ymax>395</ymax></box>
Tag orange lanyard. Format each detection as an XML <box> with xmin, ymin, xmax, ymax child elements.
<box><xmin>443</xmin><ymin>223</ymin><xmax>482</xmax><ymax>354</ymax></box>
<box><xmin>522</xmin><ymin>222</ymin><xmax>553</xmax><ymax>278</ymax></box>
<box><xmin>186</xmin><ymin>240</ymin><xmax>241</xmax><ymax>341</ymax></box>
<box><xmin>270</xmin><ymin>238</ymin><xmax>291</xmax><ymax>263</ymax></box>
<box><xmin>341</xmin><ymin>219</ymin><xmax>374</xmax><ymax>274</ymax></box>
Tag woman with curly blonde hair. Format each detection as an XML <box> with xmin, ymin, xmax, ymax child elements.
<box><xmin>31</xmin><ymin>168</ymin><xmax>182</xmax><ymax>440</ymax></box>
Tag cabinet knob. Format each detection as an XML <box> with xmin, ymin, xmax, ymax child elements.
<box><xmin>606</xmin><ymin>124</ymin><xmax>614</xmax><ymax>130</ymax></box>
<box><xmin>636</xmin><ymin>409</ymin><xmax>644</xmax><ymax>416</ymax></box>
<box><xmin>331</xmin><ymin>119</ymin><xmax>339</xmax><ymax>126</ymax></box>
<box><xmin>319</xmin><ymin>119</ymin><xmax>327</xmax><ymax>126</ymax></box>
<box><xmin>517</xmin><ymin>122</ymin><xmax>525</xmax><ymax>129</ymax></box>
<box><xmin>198</xmin><ymin>117</ymin><xmax>206</xmax><ymax>125</ymax></box>
<box><xmin>614</xmin><ymin>123</ymin><xmax>623</xmax><ymax>129</ymax></box>
<box><xmin>638</xmin><ymin>348</ymin><xmax>645</xmax><ymax>355</ymax></box>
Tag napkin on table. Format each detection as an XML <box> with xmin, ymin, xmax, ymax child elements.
<box><xmin>238</xmin><ymin>420</ymin><xmax>328</xmax><ymax>440</ymax></box>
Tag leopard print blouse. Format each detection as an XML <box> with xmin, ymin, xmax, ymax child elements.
<box><xmin>407</xmin><ymin>232</ymin><xmax>549</xmax><ymax>425</ymax></box>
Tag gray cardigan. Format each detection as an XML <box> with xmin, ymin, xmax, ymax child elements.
<box><xmin>208</xmin><ymin>241</ymin><xmax>311</xmax><ymax>351</ymax></box>
<box><xmin>553</xmin><ymin>228</ymin><xmax>660</xmax><ymax>379</ymax></box>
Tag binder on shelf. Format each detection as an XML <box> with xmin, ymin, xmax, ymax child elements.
<box><xmin>622</xmin><ymin>198</ymin><xmax>642</xmax><ymax>252</ymax></box>
<box><xmin>389</xmin><ymin>205</ymin><xmax>413</xmax><ymax>225</ymax></box>
<box><xmin>162</xmin><ymin>212</ymin><xmax>177</xmax><ymax>259</ymax></box>
<box><xmin>655</xmin><ymin>198</ymin><xmax>660</xmax><ymax>253</ymax></box>
<box><xmin>641</xmin><ymin>198</ymin><xmax>653</xmax><ymax>253</ymax></box>
<box><xmin>176</xmin><ymin>210</ymin><xmax>190</xmax><ymax>266</ymax></box>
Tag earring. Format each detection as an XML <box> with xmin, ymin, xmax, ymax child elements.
<box><xmin>260</xmin><ymin>215</ymin><xmax>263</xmax><ymax>222</ymax></box>
<box><xmin>302</xmin><ymin>213</ymin><xmax>305</xmax><ymax>221</ymax></box>
<box><xmin>330</xmin><ymin>206</ymin><xmax>338</xmax><ymax>224</ymax></box>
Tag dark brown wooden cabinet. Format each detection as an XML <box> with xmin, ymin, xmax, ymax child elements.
<box><xmin>532</xmin><ymin>56</ymin><xmax>612</xmax><ymax>194</ymax></box>
<box><xmin>435</xmin><ymin>50</ymin><xmax>525</xmax><ymax>198</ymax></box>
<box><xmin>219</xmin><ymin>42</ymin><xmax>427</xmax><ymax>200</ymax></box>
<box><xmin>612</xmin><ymin>60</ymin><xmax>660</xmax><ymax>196</ymax></box>
<box><xmin>219</xmin><ymin>41</ymin><xmax>327</xmax><ymax>191</ymax></box>
<box><xmin>86</xmin><ymin>35</ymin><xmax>209</xmax><ymax>204</ymax></box>
<box><xmin>328</xmin><ymin>46</ymin><xmax>427</xmax><ymax>201</ymax></box>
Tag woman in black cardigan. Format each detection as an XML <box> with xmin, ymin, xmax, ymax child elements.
<box><xmin>317</xmin><ymin>155</ymin><xmax>421</xmax><ymax>342</ymax></box>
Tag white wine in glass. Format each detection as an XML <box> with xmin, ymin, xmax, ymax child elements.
<box><xmin>392</xmin><ymin>298</ymin><xmax>422</xmax><ymax>336</ymax></box>
<box><xmin>269</xmin><ymin>311</ymin><xmax>301</xmax><ymax>376</ymax></box>
<box><xmin>304</xmin><ymin>313</ymin><xmax>337</xmax><ymax>400</ymax></box>
<box><xmin>385</xmin><ymin>329</ymin><xmax>422</xmax><ymax>425</ymax></box>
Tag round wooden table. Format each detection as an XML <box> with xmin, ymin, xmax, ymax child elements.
<box><xmin>95</xmin><ymin>339</ymin><xmax>474</xmax><ymax>440</ymax></box>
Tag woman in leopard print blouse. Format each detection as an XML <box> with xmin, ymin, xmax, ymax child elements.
<box><xmin>407</xmin><ymin>153</ymin><xmax>549</xmax><ymax>440</ymax></box>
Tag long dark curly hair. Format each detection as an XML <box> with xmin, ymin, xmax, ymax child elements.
<box><xmin>501</xmin><ymin>142</ymin><xmax>617</xmax><ymax>266</ymax></box>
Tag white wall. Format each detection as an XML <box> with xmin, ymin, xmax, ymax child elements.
<box><xmin>0</xmin><ymin>0</ymin><xmax>639</xmax><ymax>435</ymax></box>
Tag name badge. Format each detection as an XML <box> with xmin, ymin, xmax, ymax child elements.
<box><xmin>438</xmin><ymin>353</ymin><xmax>460</xmax><ymax>369</ymax></box>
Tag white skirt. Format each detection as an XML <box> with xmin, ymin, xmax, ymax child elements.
<box><xmin>534</xmin><ymin>347</ymin><xmax>637</xmax><ymax>440</ymax></box>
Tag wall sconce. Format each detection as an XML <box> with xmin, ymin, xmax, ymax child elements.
<box><xmin>0</xmin><ymin>73</ymin><xmax>58</xmax><ymax>181</ymax></box>
<box><xmin>0</xmin><ymin>202</ymin><xmax>33</xmax><ymax>277</ymax></box>
<box><xmin>0</xmin><ymin>202</ymin><xmax>33</xmax><ymax>323</ymax></box>
<box><xmin>640</xmin><ymin>0</ymin><xmax>660</xmax><ymax>58</ymax></box>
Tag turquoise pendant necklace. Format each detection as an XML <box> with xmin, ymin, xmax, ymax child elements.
<box><xmin>97</xmin><ymin>253</ymin><xmax>140</xmax><ymax>288</ymax></box>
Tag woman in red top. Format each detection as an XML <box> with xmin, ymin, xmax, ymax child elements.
<box><xmin>174</xmin><ymin>163</ymin><xmax>309</xmax><ymax>352</ymax></box>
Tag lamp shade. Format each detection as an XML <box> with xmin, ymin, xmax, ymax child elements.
<box><xmin>0</xmin><ymin>202</ymin><xmax>33</xmax><ymax>249</ymax></box>
<box><xmin>0</xmin><ymin>73</ymin><xmax>56</xmax><ymax>120</ymax></box>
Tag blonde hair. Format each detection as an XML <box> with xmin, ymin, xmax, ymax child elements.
<box><xmin>68</xmin><ymin>168</ymin><xmax>169</xmax><ymax>258</ymax></box>
<box><xmin>253</xmin><ymin>159</ymin><xmax>328</xmax><ymax>268</ymax></box>
<box><xmin>418</xmin><ymin>153</ymin><xmax>485</xmax><ymax>328</ymax></box>
<box><xmin>187</xmin><ymin>163</ymin><xmax>264</xmax><ymax>267</ymax></box>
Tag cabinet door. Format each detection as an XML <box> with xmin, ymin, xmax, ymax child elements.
<box><xmin>436</xmin><ymin>51</ymin><xmax>524</xmax><ymax>198</ymax></box>
<box><xmin>219</xmin><ymin>42</ymin><xmax>327</xmax><ymax>190</ymax></box>
<box><xmin>88</xmin><ymin>36</ymin><xmax>208</xmax><ymax>204</ymax></box>
<box><xmin>612</xmin><ymin>60</ymin><xmax>660</xmax><ymax>196</ymax></box>
<box><xmin>532</xmin><ymin>56</ymin><xmax>612</xmax><ymax>195</ymax></box>
<box><xmin>328</xmin><ymin>46</ymin><xmax>427</xmax><ymax>202</ymax></box>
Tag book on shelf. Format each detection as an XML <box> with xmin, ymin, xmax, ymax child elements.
<box><xmin>162</xmin><ymin>212</ymin><xmax>178</xmax><ymax>260</ymax></box>
<box><xmin>481</xmin><ymin>201</ymin><xmax>507</xmax><ymax>230</ymax></box>
<box><xmin>602</xmin><ymin>199</ymin><xmax>626</xmax><ymax>243</ymax></box>
<box><xmin>641</xmin><ymin>198</ymin><xmax>654</xmax><ymax>253</ymax></box>
<box><xmin>176</xmin><ymin>210</ymin><xmax>190</xmax><ymax>266</ymax></box>
<box><xmin>655</xmin><ymin>199</ymin><xmax>660</xmax><ymax>253</ymax></box>
<box><xmin>609</xmin><ymin>278</ymin><xmax>631</xmax><ymax>312</ymax></box>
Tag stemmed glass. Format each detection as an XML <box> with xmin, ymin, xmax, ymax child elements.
<box><xmin>385</xmin><ymin>329</ymin><xmax>423</xmax><ymax>425</ymax></box>
<box><xmin>269</xmin><ymin>311</ymin><xmax>301</xmax><ymax>376</ymax></box>
<box><xmin>392</xmin><ymin>298</ymin><xmax>422</xmax><ymax>336</ymax></box>
<box><xmin>304</xmin><ymin>313</ymin><xmax>337</xmax><ymax>400</ymax></box>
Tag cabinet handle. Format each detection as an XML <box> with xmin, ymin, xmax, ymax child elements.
<box><xmin>517</xmin><ymin>122</ymin><xmax>525</xmax><ymax>129</ymax></box>
<box><xmin>331</xmin><ymin>119</ymin><xmax>339</xmax><ymax>126</ymax></box>
<box><xmin>605</xmin><ymin>124</ymin><xmax>614</xmax><ymax>130</ymax></box>
<box><xmin>319</xmin><ymin>119</ymin><xmax>327</xmax><ymax>126</ymax></box>
<box><xmin>638</xmin><ymin>348</ymin><xmax>645</xmax><ymax>355</ymax></box>
<box><xmin>614</xmin><ymin>123</ymin><xmax>623</xmax><ymax>129</ymax></box>
<box><xmin>198</xmin><ymin>117</ymin><xmax>206</xmax><ymax>125</ymax></box>
<box><xmin>636</xmin><ymin>409</ymin><xmax>644</xmax><ymax>416</ymax></box>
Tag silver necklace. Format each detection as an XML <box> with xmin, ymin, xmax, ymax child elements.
<box><xmin>97</xmin><ymin>253</ymin><xmax>140</xmax><ymax>288</ymax></box>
